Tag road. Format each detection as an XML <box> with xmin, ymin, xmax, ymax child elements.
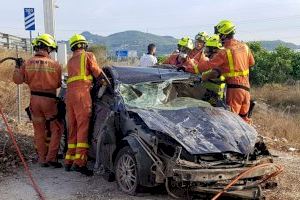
<box><xmin>0</xmin><ymin>151</ymin><xmax>299</xmax><ymax>200</ymax></box>
<box><xmin>0</xmin><ymin>164</ymin><xmax>167</xmax><ymax>200</ymax></box>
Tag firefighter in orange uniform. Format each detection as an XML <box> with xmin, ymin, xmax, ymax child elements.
<box><xmin>64</xmin><ymin>34</ymin><xmax>103</xmax><ymax>176</ymax></box>
<box><xmin>185</xmin><ymin>20</ymin><xmax>255</xmax><ymax>123</ymax></box>
<box><xmin>189</xmin><ymin>32</ymin><xmax>209</xmax><ymax>62</ymax></box>
<box><xmin>163</xmin><ymin>37</ymin><xmax>194</xmax><ymax>67</ymax></box>
<box><xmin>13</xmin><ymin>34</ymin><xmax>63</xmax><ymax>167</ymax></box>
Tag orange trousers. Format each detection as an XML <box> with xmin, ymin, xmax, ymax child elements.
<box><xmin>65</xmin><ymin>88</ymin><xmax>92</xmax><ymax>167</ymax></box>
<box><xmin>226</xmin><ymin>88</ymin><xmax>251</xmax><ymax>123</ymax></box>
<box><xmin>30</xmin><ymin>96</ymin><xmax>63</xmax><ymax>163</ymax></box>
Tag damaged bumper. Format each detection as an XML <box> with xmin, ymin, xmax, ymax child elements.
<box><xmin>172</xmin><ymin>163</ymin><xmax>276</xmax><ymax>182</ymax></box>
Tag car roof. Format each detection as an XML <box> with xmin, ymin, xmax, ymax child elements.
<box><xmin>106</xmin><ymin>66</ymin><xmax>193</xmax><ymax>84</ymax></box>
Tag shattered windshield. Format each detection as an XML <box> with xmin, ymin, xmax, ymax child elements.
<box><xmin>119</xmin><ymin>79</ymin><xmax>211</xmax><ymax>110</ymax></box>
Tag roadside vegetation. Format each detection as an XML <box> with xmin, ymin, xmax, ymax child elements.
<box><xmin>246</xmin><ymin>42</ymin><xmax>300</xmax><ymax>150</ymax></box>
<box><xmin>248</xmin><ymin>42</ymin><xmax>300</xmax><ymax>86</ymax></box>
<box><xmin>252</xmin><ymin>84</ymin><xmax>300</xmax><ymax>150</ymax></box>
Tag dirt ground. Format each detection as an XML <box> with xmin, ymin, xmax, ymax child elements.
<box><xmin>0</xmin><ymin>164</ymin><xmax>167</xmax><ymax>200</ymax></box>
<box><xmin>0</xmin><ymin>150</ymin><xmax>299</xmax><ymax>200</ymax></box>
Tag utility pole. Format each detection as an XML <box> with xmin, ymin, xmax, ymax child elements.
<box><xmin>43</xmin><ymin>0</ymin><xmax>55</xmax><ymax>36</ymax></box>
<box><xmin>43</xmin><ymin>0</ymin><xmax>57</xmax><ymax>59</ymax></box>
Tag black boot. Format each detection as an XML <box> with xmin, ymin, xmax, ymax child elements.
<box><xmin>48</xmin><ymin>161</ymin><xmax>63</xmax><ymax>168</ymax></box>
<box><xmin>71</xmin><ymin>164</ymin><xmax>81</xmax><ymax>172</ymax></box>
<box><xmin>72</xmin><ymin>164</ymin><xmax>93</xmax><ymax>176</ymax></box>
<box><xmin>78</xmin><ymin>166</ymin><xmax>94</xmax><ymax>176</ymax></box>
<box><xmin>65</xmin><ymin>164</ymin><xmax>72</xmax><ymax>172</ymax></box>
<box><xmin>40</xmin><ymin>163</ymin><xmax>49</xmax><ymax>168</ymax></box>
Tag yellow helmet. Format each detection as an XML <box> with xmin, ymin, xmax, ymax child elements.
<box><xmin>205</xmin><ymin>34</ymin><xmax>222</xmax><ymax>49</ymax></box>
<box><xmin>215</xmin><ymin>20</ymin><xmax>236</xmax><ymax>35</ymax></box>
<box><xmin>31</xmin><ymin>38</ymin><xmax>38</xmax><ymax>46</ymax></box>
<box><xmin>69</xmin><ymin>34</ymin><xmax>88</xmax><ymax>49</ymax></box>
<box><xmin>195</xmin><ymin>32</ymin><xmax>209</xmax><ymax>42</ymax></box>
<box><xmin>178</xmin><ymin>37</ymin><xmax>194</xmax><ymax>50</ymax></box>
<box><xmin>35</xmin><ymin>33</ymin><xmax>57</xmax><ymax>50</ymax></box>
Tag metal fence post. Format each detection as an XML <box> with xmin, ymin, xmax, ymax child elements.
<box><xmin>5</xmin><ymin>34</ymin><xmax>10</xmax><ymax>49</ymax></box>
<box><xmin>16</xmin><ymin>45</ymin><xmax>22</xmax><ymax>123</ymax></box>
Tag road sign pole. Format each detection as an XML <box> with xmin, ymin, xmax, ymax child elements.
<box><xmin>24</xmin><ymin>8</ymin><xmax>35</xmax><ymax>54</ymax></box>
<box><xmin>29</xmin><ymin>30</ymin><xmax>33</xmax><ymax>55</ymax></box>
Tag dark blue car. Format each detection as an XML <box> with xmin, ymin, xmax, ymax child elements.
<box><xmin>62</xmin><ymin>66</ymin><xmax>275</xmax><ymax>199</ymax></box>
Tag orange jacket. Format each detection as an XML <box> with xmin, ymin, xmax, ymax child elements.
<box><xmin>67</xmin><ymin>49</ymin><xmax>102</xmax><ymax>90</ymax></box>
<box><xmin>188</xmin><ymin>48</ymin><xmax>205</xmax><ymax>63</ymax></box>
<box><xmin>163</xmin><ymin>53</ymin><xmax>186</xmax><ymax>66</ymax></box>
<box><xmin>191</xmin><ymin>39</ymin><xmax>255</xmax><ymax>88</ymax></box>
<box><xmin>184</xmin><ymin>50</ymin><xmax>208</xmax><ymax>74</ymax></box>
<box><xmin>188</xmin><ymin>48</ymin><xmax>200</xmax><ymax>60</ymax></box>
<box><xmin>13</xmin><ymin>50</ymin><xmax>62</xmax><ymax>93</ymax></box>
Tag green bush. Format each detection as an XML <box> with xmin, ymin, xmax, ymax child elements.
<box><xmin>157</xmin><ymin>55</ymin><xmax>167</xmax><ymax>64</ymax></box>
<box><xmin>247</xmin><ymin>42</ymin><xmax>300</xmax><ymax>86</ymax></box>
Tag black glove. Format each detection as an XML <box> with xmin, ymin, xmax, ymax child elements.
<box><xmin>177</xmin><ymin>66</ymin><xmax>186</xmax><ymax>72</ymax></box>
<box><xmin>15</xmin><ymin>58</ymin><xmax>24</xmax><ymax>69</ymax></box>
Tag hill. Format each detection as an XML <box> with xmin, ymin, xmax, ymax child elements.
<box><xmin>81</xmin><ymin>31</ymin><xmax>177</xmax><ymax>56</ymax></box>
<box><xmin>81</xmin><ymin>31</ymin><xmax>300</xmax><ymax>56</ymax></box>
<box><xmin>256</xmin><ymin>40</ymin><xmax>300</xmax><ymax>51</ymax></box>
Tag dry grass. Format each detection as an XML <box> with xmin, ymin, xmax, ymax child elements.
<box><xmin>0</xmin><ymin>49</ymin><xmax>31</xmax><ymax>116</ymax></box>
<box><xmin>252</xmin><ymin>84</ymin><xmax>300</xmax><ymax>113</ymax></box>
<box><xmin>252</xmin><ymin>84</ymin><xmax>300</xmax><ymax>150</ymax></box>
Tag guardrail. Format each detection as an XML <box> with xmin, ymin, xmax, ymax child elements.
<box><xmin>0</xmin><ymin>32</ymin><xmax>31</xmax><ymax>51</ymax></box>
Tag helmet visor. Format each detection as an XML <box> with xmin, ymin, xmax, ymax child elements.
<box><xmin>214</xmin><ymin>26</ymin><xmax>219</xmax><ymax>34</ymax></box>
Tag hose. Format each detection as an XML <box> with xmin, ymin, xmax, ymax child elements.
<box><xmin>0</xmin><ymin>57</ymin><xmax>19</xmax><ymax>64</ymax></box>
<box><xmin>211</xmin><ymin>163</ymin><xmax>283</xmax><ymax>200</ymax></box>
<box><xmin>0</xmin><ymin>107</ymin><xmax>46</xmax><ymax>200</ymax></box>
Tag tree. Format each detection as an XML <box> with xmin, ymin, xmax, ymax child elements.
<box><xmin>291</xmin><ymin>52</ymin><xmax>300</xmax><ymax>80</ymax></box>
<box><xmin>247</xmin><ymin>42</ymin><xmax>298</xmax><ymax>85</ymax></box>
<box><xmin>248</xmin><ymin>42</ymin><xmax>271</xmax><ymax>85</ymax></box>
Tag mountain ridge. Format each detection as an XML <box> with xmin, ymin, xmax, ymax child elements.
<box><xmin>81</xmin><ymin>31</ymin><xmax>300</xmax><ymax>56</ymax></box>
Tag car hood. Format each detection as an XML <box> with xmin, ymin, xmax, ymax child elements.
<box><xmin>128</xmin><ymin>107</ymin><xmax>257</xmax><ymax>155</ymax></box>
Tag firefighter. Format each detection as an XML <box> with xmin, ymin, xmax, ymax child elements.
<box><xmin>189</xmin><ymin>32</ymin><xmax>209</xmax><ymax>61</ymax></box>
<box><xmin>200</xmin><ymin>35</ymin><xmax>226</xmax><ymax>107</ymax></box>
<box><xmin>163</xmin><ymin>37</ymin><xmax>194</xmax><ymax>67</ymax></box>
<box><xmin>64</xmin><ymin>34</ymin><xmax>103</xmax><ymax>176</ymax></box>
<box><xmin>185</xmin><ymin>20</ymin><xmax>255</xmax><ymax>123</ymax></box>
<box><xmin>13</xmin><ymin>34</ymin><xmax>63</xmax><ymax>167</ymax></box>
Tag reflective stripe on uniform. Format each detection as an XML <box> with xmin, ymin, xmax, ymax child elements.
<box><xmin>76</xmin><ymin>143</ymin><xmax>89</xmax><ymax>148</ymax></box>
<box><xmin>67</xmin><ymin>143</ymin><xmax>89</xmax><ymax>149</ymax></box>
<box><xmin>68</xmin><ymin>143</ymin><xmax>76</xmax><ymax>149</ymax></box>
<box><xmin>65</xmin><ymin>154</ymin><xmax>75</xmax><ymax>160</ymax></box>
<box><xmin>222</xmin><ymin>48</ymin><xmax>249</xmax><ymax>78</ymax></box>
<box><xmin>26</xmin><ymin>66</ymin><xmax>56</xmax><ymax>73</ymax></box>
<box><xmin>74</xmin><ymin>153</ymin><xmax>87</xmax><ymax>160</ymax></box>
<box><xmin>65</xmin><ymin>154</ymin><xmax>88</xmax><ymax>160</ymax></box>
<box><xmin>193</xmin><ymin>64</ymin><xmax>199</xmax><ymax>74</ymax></box>
<box><xmin>67</xmin><ymin>51</ymin><xmax>93</xmax><ymax>84</ymax></box>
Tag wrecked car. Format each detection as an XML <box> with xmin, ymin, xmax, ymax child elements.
<box><xmin>61</xmin><ymin>66</ymin><xmax>280</xmax><ymax>199</ymax></box>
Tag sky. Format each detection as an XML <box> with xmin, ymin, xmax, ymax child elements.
<box><xmin>1</xmin><ymin>0</ymin><xmax>300</xmax><ymax>44</ymax></box>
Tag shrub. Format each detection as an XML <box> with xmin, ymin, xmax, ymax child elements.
<box><xmin>247</xmin><ymin>42</ymin><xmax>300</xmax><ymax>86</ymax></box>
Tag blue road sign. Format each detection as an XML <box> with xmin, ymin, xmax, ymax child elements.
<box><xmin>116</xmin><ymin>50</ymin><xmax>128</xmax><ymax>58</ymax></box>
<box><xmin>24</xmin><ymin>8</ymin><xmax>35</xmax><ymax>31</ymax></box>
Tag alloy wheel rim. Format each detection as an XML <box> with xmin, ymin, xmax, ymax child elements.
<box><xmin>117</xmin><ymin>154</ymin><xmax>137</xmax><ymax>192</ymax></box>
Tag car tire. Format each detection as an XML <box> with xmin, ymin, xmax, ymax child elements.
<box><xmin>115</xmin><ymin>146</ymin><xmax>139</xmax><ymax>195</ymax></box>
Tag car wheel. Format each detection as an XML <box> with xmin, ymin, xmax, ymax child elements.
<box><xmin>115</xmin><ymin>146</ymin><xmax>139</xmax><ymax>195</ymax></box>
